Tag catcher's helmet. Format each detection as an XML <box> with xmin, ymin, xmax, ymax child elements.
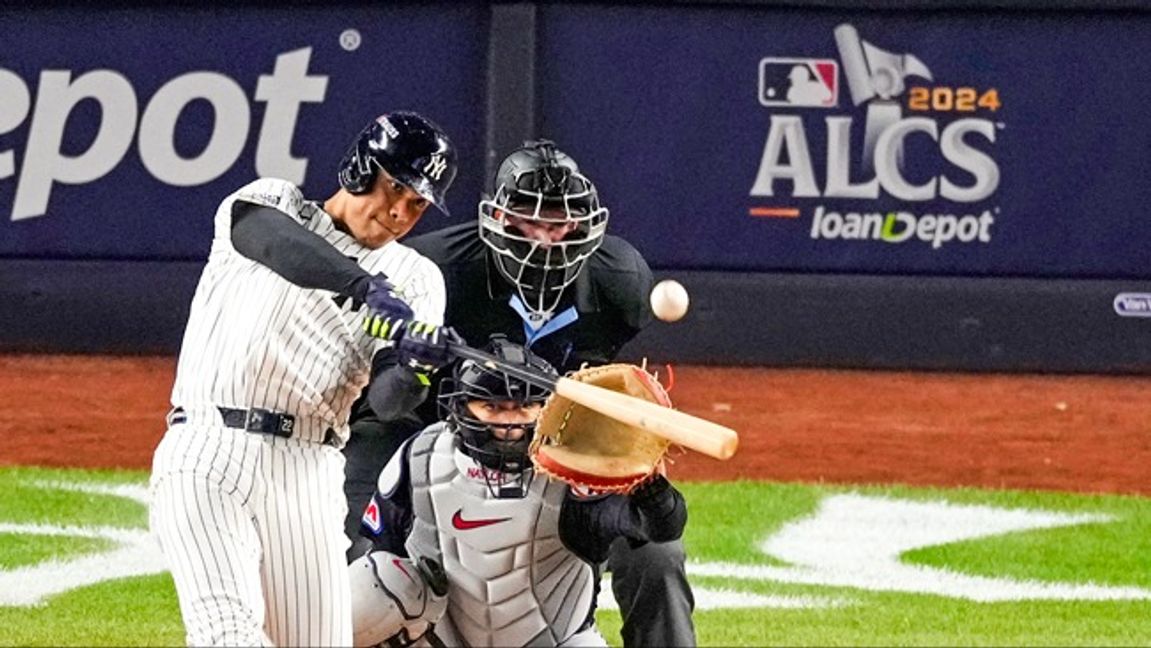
<box><xmin>478</xmin><ymin>140</ymin><xmax>609</xmax><ymax>316</ymax></box>
<box><xmin>438</xmin><ymin>336</ymin><xmax>555</xmax><ymax>489</ymax></box>
<box><xmin>338</xmin><ymin>111</ymin><xmax>458</xmax><ymax>215</ymax></box>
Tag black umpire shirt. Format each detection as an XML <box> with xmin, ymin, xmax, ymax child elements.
<box><xmin>349</xmin><ymin>222</ymin><xmax>654</xmax><ymax>426</ymax></box>
<box><xmin>409</xmin><ymin>222</ymin><xmax>653</xmax><ymax>373</ymax></box>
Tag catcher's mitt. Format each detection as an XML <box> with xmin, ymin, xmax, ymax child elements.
<box><xmin>530</xmin><ymin>363</ymin><xmax>672</xmax><ymax>494</ymax></box>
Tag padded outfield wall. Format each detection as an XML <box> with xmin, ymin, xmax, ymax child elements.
<box><xmin>0</xmin><ymin>1</ymin><xmax>1148</xmax><ymax>372</ymax></box>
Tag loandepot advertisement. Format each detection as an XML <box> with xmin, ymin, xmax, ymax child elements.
<box><xmin>2</xmin><ymin>6</ymin><xmax>1149</xmax><ymax>280</ymax></box>
<box><xmin>539</xmin><ymin>8</ymin><xmax>1151</xmax><ymax>279</ymax></box>
<box><xmin>749</xmin><ymin>24</ymin><xmax>1002</xmax><ymax>251</ymax></box>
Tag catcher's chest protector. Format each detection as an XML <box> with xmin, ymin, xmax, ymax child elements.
<box><xmin>405</xmin><ymin>428</ymin><xmax>595</xmax><ymax>647</ymax></box>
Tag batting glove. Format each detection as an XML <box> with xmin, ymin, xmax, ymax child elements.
<box><xmin>398</xmin><ymin>322</ymin><xmax>462</xmax><ymax>378</ymax></box>
<box><xmin>362</xmin><ymin>315</ymin><xmax>406</xmax><ymax>345</ymax></box>
<box><xmin>364</xmin><ymin>275</ymin><xmax>414</xmax><ymax>322</ymax></box>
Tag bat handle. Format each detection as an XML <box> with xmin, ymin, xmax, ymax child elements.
<box><xmin>446</xmin><ymin>340</ymin><xmax>559</xmax><ymax>391</ymax></box>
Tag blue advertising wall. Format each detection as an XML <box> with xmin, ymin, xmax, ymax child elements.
<box><xmin>0</xmin><ymin>1</ymin><xmax>1148</xmax><ymax>371</ymax></box>
<box><xmin>0</xmin><ymin>4</ymin><xmax>487</xmax><ymax>258</ymax></box>
<box><xmin>538</xmin><ymin>7</ymin><xmax>1149</xmax><ymax>279</ymax></box>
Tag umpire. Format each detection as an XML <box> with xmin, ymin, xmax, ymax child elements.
<box><xmin>343</xmin><ymin>139</ymin><xmax>696</xmax><ymax>647</ymax></box>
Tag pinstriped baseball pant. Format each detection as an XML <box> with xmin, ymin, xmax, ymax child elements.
<box><xmin>150</xmin><ymin>423</ymin><xmax>352</xmax><ymax>647</ymax></box>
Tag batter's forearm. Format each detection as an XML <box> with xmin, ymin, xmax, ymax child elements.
<box><xmin>231</xmin><ymin>201</ymin><xmax>371</xmax><ymax>300</ymax></box>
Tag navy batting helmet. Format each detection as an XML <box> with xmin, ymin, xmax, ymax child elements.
<box><xmin>338</xmin><ymin>111</ymin><xmax>458</xmax><ymax>215</ymax></box>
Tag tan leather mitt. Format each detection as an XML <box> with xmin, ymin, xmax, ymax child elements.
<box><xmin>530</xmin><ymin>363</ymin><xmax>672</xmax><ymax>494</ymax></box>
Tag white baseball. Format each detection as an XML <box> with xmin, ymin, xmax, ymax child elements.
<box><xmin>650</xmin><ymin>279</ymin><xmax>690</xmax><ymax>322</ymax></box>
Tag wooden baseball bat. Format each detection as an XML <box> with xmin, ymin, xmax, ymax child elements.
<box><xmin>449</xmin><ymin>342</ymin><xmax>739</xmax><ymax>461</ymax></box>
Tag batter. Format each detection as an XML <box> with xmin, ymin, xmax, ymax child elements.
<box><xmin>149</xmin><ymin>112</ymin><xmax>459</xmax><ymax>646</ymax></box>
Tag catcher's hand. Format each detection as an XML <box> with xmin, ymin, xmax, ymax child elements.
<box><xmin>530</xmin><ymin>363</ymin><xmax>673</xmax><ymax>495</ymax></box>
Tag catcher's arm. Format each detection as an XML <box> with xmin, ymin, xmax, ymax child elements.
<box><xmin>625</xmin><ymin>474</ymin><xmax>688</xmax><ymax>543</ymax></box>
<box><xmin>560</xmin><ymin>475</ymin><xmax>687</xmax><ymax>563</ymax></box>
<box><xmin>448</xmin><ymin>342</ymin><xmax>738</xmax><ymax>461</ymax></box>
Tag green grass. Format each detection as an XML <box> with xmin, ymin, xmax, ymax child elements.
<box><xmin>0</xmin><ymin>533</ymin><xmax>114</xmax><ymax>569</ymax></box>
<box><xmin>602</xmin><ymin>481</ymin><xmax>1151</xmax><ymax>646</ymax></box>
<box><xmin>0</xmin><ymin>466</ymin><xmax>149</xmax><ymax>528</ymax></box>
<box><xmin>1</xmin><ymin>467</ymin><xmax>1150</xmax><ymax>646</ymax></box>
<box><xmin>675</xmin><ymin>479</ymin><xmax>823</xmax><ymax>565</ymax></box>
<box><xmin>0</xmin><ymin>574</ymin><xmax>184</xmax><ymax>647</ymax></box>
<box><xmin>0</xmin><ymin>467</ymin><xmax>183</xmax><ymax>646</ymax></box>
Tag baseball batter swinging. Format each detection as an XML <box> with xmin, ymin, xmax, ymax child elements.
<box><xmin>149</xmin><ymin>112</ymin><xmax>461</xmax><ymax>646</ymax></box>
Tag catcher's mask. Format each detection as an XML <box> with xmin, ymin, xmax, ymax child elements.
<box><xmin>338</xmin><ymin>111</ymin><xmax>458</xmax><ymax>215</ymax></box>
<box><xmin>438</xmin><ymin>336</ymin><xmax>556</xmax><ymax>497</ymax></box>
<box><xmin>478</xmin><ymin>140</ymin><xmax>609</xmax><ymax>317</ymax></box>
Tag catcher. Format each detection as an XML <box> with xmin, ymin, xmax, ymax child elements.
<box><xmin>348</xmin><ymin>336</ymin><xmax>686</xmax><ymax>647</ymax></box>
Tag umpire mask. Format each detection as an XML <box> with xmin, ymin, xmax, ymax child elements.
<box><xmin>478</xmin><ymin>140</ymin><xmax>609</xmax><ymax>317</ymax></box>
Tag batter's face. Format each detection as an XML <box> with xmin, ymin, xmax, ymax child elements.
<box><xmin>333</xmin><ymin>170</ymin><xmax>430</xmax><ymax>248</ymax></box>
<box><xmin>466</xmin><ymin>399</ymin><xmax>542</xmax><ymax>441</ymax></box>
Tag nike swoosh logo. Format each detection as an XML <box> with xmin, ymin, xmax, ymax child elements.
<box><xmin>392</xmin><ymin>558</ymin><xmax>413</xmax><ymax>581</ymax></box>
<box><xmin>451</xmin><ymin>509</ymin><xmax>511</xmax><ymax>530</ymax></box>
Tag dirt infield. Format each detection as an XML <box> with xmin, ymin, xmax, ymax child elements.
<box><xmin>2</xmin><ymin>355</ymin><xmax>1149</xmax><ymax>496</ymax></box>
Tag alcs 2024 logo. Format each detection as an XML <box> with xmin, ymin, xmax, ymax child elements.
<box><xmin>0</xmin><ymin>47</ymin><xmax>328</xmax><ymax>222</ymax></box>
<box><xmin>749</xmin><ymin>24</ymin><xmax>1004</xmax><ymax>250</ymax></box>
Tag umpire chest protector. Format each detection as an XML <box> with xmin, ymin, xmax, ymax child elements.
<box><xmin>404</xmin><ymin>426</ymin><xmax>595</xmax><ymax>647</ymax></box>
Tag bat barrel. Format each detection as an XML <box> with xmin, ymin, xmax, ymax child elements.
<box><xmin>448</xmin><ymin>341</ymin><xmax>739</xmax><ymax>461</ymax></box>
<box><xmin>555</xmin><ymin>377</ymin><xmax>739</xmax><ymax>461</ymax></box>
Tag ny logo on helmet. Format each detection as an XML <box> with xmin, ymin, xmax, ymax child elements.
<box><xmin>424</xmin><ymin>154</ymin><xmax>448</xmax><ymax>181</ymax></box>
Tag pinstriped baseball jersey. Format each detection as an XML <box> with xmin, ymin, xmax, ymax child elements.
<box><xmin>152</xmin><ymin>177</ymin><xmax>446</xmax><ymax>647</ymax></box>
<box><xmin>171</xmin><ymin>177</ymin><xmax>445</xmax><ymax>446</ymax></box>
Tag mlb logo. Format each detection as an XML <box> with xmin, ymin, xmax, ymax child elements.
<box><xmin>759</xmin><ymin>58</ymin><xmax>839</xmax><ymax>108</ymax></box>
